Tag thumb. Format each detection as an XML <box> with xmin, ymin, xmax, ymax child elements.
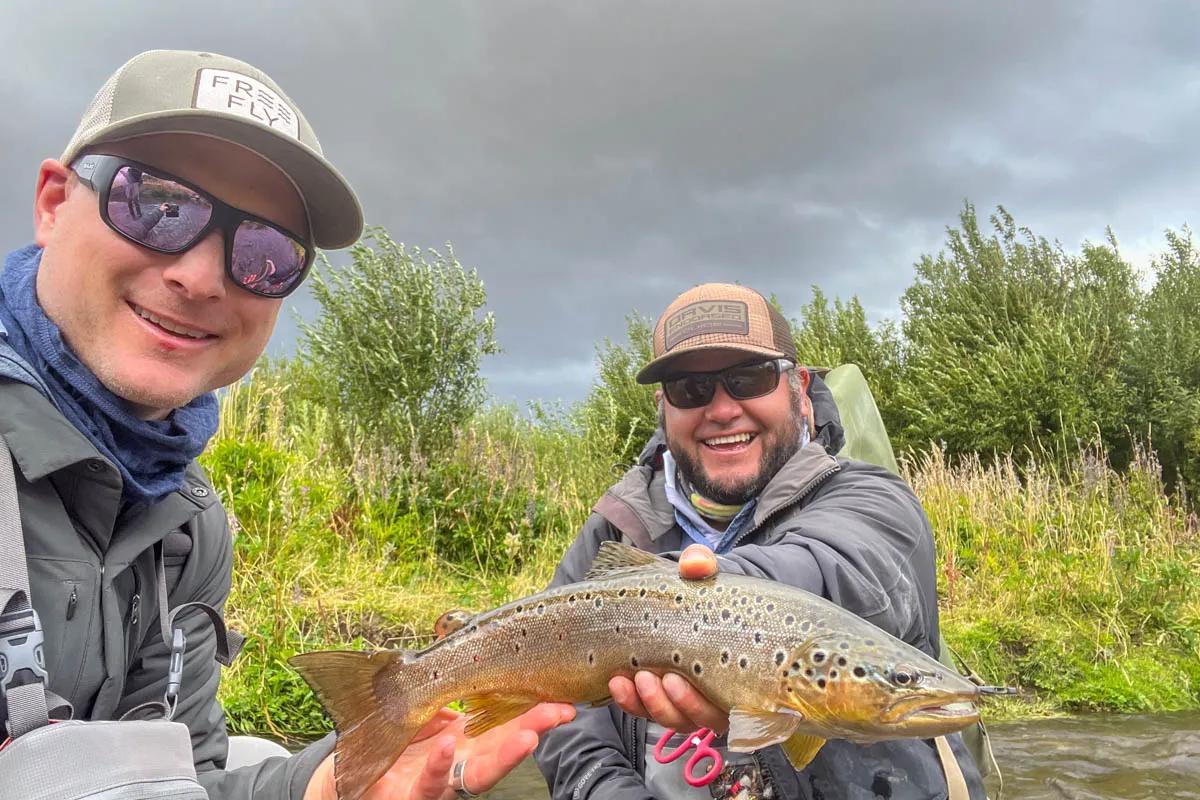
<box><xmin>678</xmin><ymin>544</ymin><xmax>718</xmax><ymax>580</ymax></box>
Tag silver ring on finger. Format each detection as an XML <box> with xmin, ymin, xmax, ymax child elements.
<box><xmin>450</xmin><ymin>759</ymin><xmax>481</xmax><ymax>799</ymax></box>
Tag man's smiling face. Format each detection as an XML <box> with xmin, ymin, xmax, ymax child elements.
<box><xmin>659</xmin><ymin>349</ymin><xmax>811</xmax><ymax>505</ymax></box>
<box><xmin>33</xmin><ymin>133</ymin><xmax>307</xmax><ymax>419</ymax></box>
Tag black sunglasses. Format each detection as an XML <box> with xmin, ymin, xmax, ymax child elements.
<box><xmin>71</xmin><ymin>154</ymin><xmax>314</xmax><ymax>298</ymax></box>
<box><xmin>662</xmin><ymin>358</ymin><xmax>796</xmax><ymax>409</ymax></box>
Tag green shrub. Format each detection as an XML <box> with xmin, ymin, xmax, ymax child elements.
<box><xmin>1123</xmin><ymin>228</ymin><xmax>1200</xmax><ymax>490</ymax></box>
<box><xmin>789</xmin><ymin>287</ymin><xmax>905</xmax><ymax>436</ymax></box>
<box><xmin>297</xmin><ymin>228</ymin><xmax>499</xmax><ymax>458</ymax></box>
<box><xmin>575</xmin><ymin>313</ymin><xmax>658</xmax><ymax>466</ymax></box>
<box><xmin>897</xmin><ymin>204</ymin><xmax>1138</xmax><ymax>463</ymax></box>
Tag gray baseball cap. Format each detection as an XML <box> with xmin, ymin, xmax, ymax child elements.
<box><xmin>61</xmin><ymin>49</ymin><xmax>363</xmax><ymax>249</ymax></box>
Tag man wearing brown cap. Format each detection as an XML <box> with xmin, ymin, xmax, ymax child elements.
<box><xmin>536</xmin><ymin>283</ymin><xmax>985</xmax><ymax>799</ymax></box>
<box><xmin>0</xmin><ymin>50</ymin><xmax>582</xmax><ymax>800</ymax></box>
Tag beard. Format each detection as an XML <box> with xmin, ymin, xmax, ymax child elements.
<box><xmin>664</xmin><ymin>388</ymin><xmax>807</xmax><ymax>506</ymax></box>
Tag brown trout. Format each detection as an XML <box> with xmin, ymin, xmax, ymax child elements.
<box><xmin>291</xmin><ymin>542</ymin><xmax>988</xmax><ymax>800</ymax></box>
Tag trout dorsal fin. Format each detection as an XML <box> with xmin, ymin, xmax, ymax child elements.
<box><xmin>584</xmin><ymin>541</ymin><xmax>674</xmax><ymax>581</ymax></box>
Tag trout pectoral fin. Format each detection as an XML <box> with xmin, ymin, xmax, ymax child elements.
<box><xmin>461</xmin><ymin>694</ymin><xmax>540</xmax><ymax>737</ymax></box>
<box><xmin>727</xmin><ymin>707</ymin><xmax>804</xmax><ymax>752</ymax></box>
<box><xmin>782</xmin><ymin>733</ymin><xmax>826</xmax><ymax>770</ymax></box>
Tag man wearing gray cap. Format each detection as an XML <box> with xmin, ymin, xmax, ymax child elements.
<box><xmin>536</xmin><ymin>283</ymin><xmax>985</xmax><ymax>799</ymax></box>
<box><xmin>0</xmin><ymin>50</ymin><xmax>576</xmax><ymax>800</ymax></box>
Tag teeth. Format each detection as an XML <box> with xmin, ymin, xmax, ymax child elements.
<box><xmin>705</xmin><ymin>432</ymin><xmax>753</xmax><ymax>446</ymax></box>
<box><xmin>133</xmin><ymin>305</ymin><xmax>209</xmax><ymax>339</ymax></box>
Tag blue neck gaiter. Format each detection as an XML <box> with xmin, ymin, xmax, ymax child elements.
<box><xmin>0</xmin><ymin>245</ymin><xmax>219</xmax><ymax>507</ymax></box>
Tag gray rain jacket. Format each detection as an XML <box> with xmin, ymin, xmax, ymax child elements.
<box><xmin>534</xmin><ymin>374</ymin><xmax>984</xmax><ymax>800</ymax></box>
<box><xmin>0</xmin><ymin>336</ymin><xmax>332</xmax><ymax>799</ymax></box>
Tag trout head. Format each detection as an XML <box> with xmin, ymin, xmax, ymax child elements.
<box><xmin>776</xmin><ymin>634</ymin><xmax>981</xmax><ymax>743</ymax></box>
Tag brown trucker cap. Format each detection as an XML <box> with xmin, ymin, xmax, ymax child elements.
<box><xmin>636</xmin><ymin>283</ymin><xmax>799</xmax><ymax>384</ymax></box>
<box><xmin>60</xmin><ymin>49</ymin><xmax>364</xmax><ymax>249</ymax></box>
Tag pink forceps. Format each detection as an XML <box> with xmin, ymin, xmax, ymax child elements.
<box><xmin>653</xmin><ymin>727</ymin><xmax>723</xmax><ymax>788</ymax></box>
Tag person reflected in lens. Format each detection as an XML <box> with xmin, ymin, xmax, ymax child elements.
<box><xmin>122</xmin><ymin>165</ymin><xmax>142</xmax><ymax>218</ymax></box>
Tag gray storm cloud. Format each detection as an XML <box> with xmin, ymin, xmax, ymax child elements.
<box><xmin>3</xmin><ymin>1</ymin><xmax>1197</xmax><ymax>403</ymax></box>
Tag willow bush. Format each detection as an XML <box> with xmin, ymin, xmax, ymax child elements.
<box><xmin>897</xmin><ymin>204</ymin><xmax>1138</xmax><ymax>463</ymax></box>
<box><xmin>297</xmin><ymin>228</ymin><xmax>499</xmax><ymax>460</ymax></box>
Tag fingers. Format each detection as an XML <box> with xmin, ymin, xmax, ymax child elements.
<box><xmin>610</xmin><ymin>675</ymin><xmax>650</xmax><ymax>719</ymax></box>
<box><xmin>618</xmin><ymin>671</ymin><xmax>730</xmax><ymax>733</ymax></box>
<box><xmin>662</xmin><ymin>672</ymin><xmax>729</xmax><ymax>734</ymax></box>
<box><xmin>631</xmin><ymin>670</ymin><xmax>695</xmax><ymax>731</ymax></box>
<box><xmin>678</xmin><ymin>544</ymin><xmax>719</xmax><ymax>581</ymax></box>
<box><xmin>410</xmin><ymin>706</ymin><xmax>462</xmax><ymax>743</ymax></box>
<box><xmin>410</xmin><ymin>735</ymin><xmax>456</xmax><ymax>800</ymax></box>
<box><xmin>453</xmin><ymin>701</ymin><xmax>575</xmax><ymax>795</ymax></box>
<box><xmin>463</xmin><ymin>729</ymin><xmax>538</xmax><ymax>794</ymax></box>
<box><xmin>511</xmin><ymin>702</ymin><xmax>576</xmax><ymax>734</ymax></box>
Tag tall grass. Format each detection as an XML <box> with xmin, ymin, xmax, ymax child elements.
<box><xmin>911</xmin><ymin>443</ymin><xmax>1200</xmax><ymax>716</ymax></box>
<box><xmin>206</xmin><ymin>371</ymin><xmax>1200</xmax><ymax>739</ymax></box>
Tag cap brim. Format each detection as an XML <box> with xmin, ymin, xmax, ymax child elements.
<box><xmin>636</xmin><ymin>343</ymin><xmax>788</xmax><ymax>384</ymax></box>
<box><xmin>62</xmin><ymin>111</ymin><xmax>363</xmax><ymax>250</ymax></box>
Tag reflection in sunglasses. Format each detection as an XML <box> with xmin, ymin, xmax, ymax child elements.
<box><xmin>74</xmin><ymin>154</ymin><xmax>314</xmax><ymax>298</ymax></box>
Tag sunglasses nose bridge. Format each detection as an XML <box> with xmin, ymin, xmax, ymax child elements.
<box><xmin>702</xmin><ymin>379</ymin><xmax>745</xmax><ymax>418</ymax></box>
<box><xmin>160</xmin><ymin>229</ymin><xmax>229</xmax><ymax>300</ymax></box>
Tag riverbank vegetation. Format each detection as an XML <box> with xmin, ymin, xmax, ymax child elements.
<box><xmin>207</xmin><ymin>211</ymin><xmax>1200</xmax><ymax>741</ymax></box>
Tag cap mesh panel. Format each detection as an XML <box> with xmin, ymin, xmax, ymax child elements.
<box><xmin>62</xmin><ymin>68</ymin><xmax>124</xmax><ymax>160</ymax></box>
<box><xmin>767</xmin><ymin>303</ymin><xmax>798</xmax><ymax>361</ymax></box>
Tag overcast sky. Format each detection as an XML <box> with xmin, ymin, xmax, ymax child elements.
<box><xmin>3</xmin><ymin>2</ymin><xmax>1197</xmax><ymax>406</ymax></box>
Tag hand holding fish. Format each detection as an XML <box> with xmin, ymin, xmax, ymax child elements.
<box><xmin>610</xmin><ymin>544</ymin><xmax>731</xmax><ymax>733</ymax></box>
<box><xmin>304</xmin><ymin>703</ymin><xmax>576</xmax><ymax>800</ymax></box>
<box><xmin>294</xmin><ymin>541</ymin><xmax>998</xmax><ymax>800</ymax></box>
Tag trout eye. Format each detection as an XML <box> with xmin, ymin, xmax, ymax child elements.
<box><xmin>890</xmin><ymin>668</ymin><xmax>919</xmax><ymax>687</ymax></box>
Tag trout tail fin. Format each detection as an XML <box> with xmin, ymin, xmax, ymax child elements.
<box><xmin>290</xmin><ymin>650</ymin><xmax>420</xmax><ymax>800</ymax></box>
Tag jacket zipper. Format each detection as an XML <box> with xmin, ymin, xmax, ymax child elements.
<box><xmin>126</xmin><ymin>566</ymin><xmax>143</xmax><ymax>663</ymax></box>
<box><xmin>631</xmin><ymin>715</ymin><xmax>646</xmax><ymax>777</ymax></box>
<box><xmin>728</xmin><ymin>461</ymin><xmax>841</xmax><ymax>551</ymax></box>
<box><xmin>754</xmin><ymin>751</ymin><xmax>787</xmax><ymax>799</ymax></box>
<box><xmin>65</xmin><ymin>585</ymin><xmax>78</xmax><ymax>620</ymax></box>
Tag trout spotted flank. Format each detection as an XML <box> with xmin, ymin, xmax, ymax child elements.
<box><xmin>292</xmin><ymin>542</ymin><xmax>988</xmax><ymax>800</ymax></box>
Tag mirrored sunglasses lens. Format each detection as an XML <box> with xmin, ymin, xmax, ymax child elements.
<box><xmin>664</xmin><ymin>375</ymin><xmax>717</xmax><ymax>408</ymax></box>
<box><xmin>723</xmin><ymin>362</ymin><xmax>780</xmax><ymax>399</ymax></box>
<box><xmin>230</xmin><ymin>221</ymin><xmax>307</xmax><ymax>296</ymax></box>
<box><xmin>107</xmin><ymin>166</ymin><xmax>212</xmax><ymax>250</ymax></box>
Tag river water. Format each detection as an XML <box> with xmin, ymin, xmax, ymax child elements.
<box><xmin>482</xmin><ymin>711</ymin><xmax>1200</xmax><ymax>799</ymax></box>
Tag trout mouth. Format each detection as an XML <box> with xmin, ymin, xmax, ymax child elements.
<box><xmin>882</xmin><ymin>696</ymin><xmax>980</xmax><ymax>728</ymax></box>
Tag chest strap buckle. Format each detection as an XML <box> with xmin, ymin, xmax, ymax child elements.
<box><xmin>0</xmin><ymin>609</ymin><xmax>48</xmax><ymax>697</ymax></box>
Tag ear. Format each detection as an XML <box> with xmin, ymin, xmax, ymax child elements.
<box><xmin>797</xmin><ymin>367</ymin><xmax>815</xmax><ymax>435</ymax></box>
<box><xmin>33</xmin><ymin>159</ymin><xmax>74</xmax><ymax>248</ymax></box>
<box><xmin>654</xmin><ymin>388</ymin><xmax>663</xmax><ymax>405</ymax></box>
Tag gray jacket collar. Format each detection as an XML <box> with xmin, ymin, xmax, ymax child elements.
<box><xmin>0</xmin><ymin>337</ymin><xmax>93</xmax><ymax>481</ymax></box>
<box><xmin>0</xmin><ymin>337</ymin><xmax>216</xmax><ymax>560</ymax></box>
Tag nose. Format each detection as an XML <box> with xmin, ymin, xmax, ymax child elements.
<box><xmin>703</xmin><ymin>382</ymin><xmax>743</xmax><ymax>424</ymax></box>
<box><xmin>159</xmin><ymin>231</ymin><xmax>227</xmax><ymax>301</ymax></box>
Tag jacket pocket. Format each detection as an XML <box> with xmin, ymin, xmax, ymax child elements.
<box><xmin>27</xmin><ymin>556</ymin><xmax>100</xmax><ymax>701</ymax></box>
